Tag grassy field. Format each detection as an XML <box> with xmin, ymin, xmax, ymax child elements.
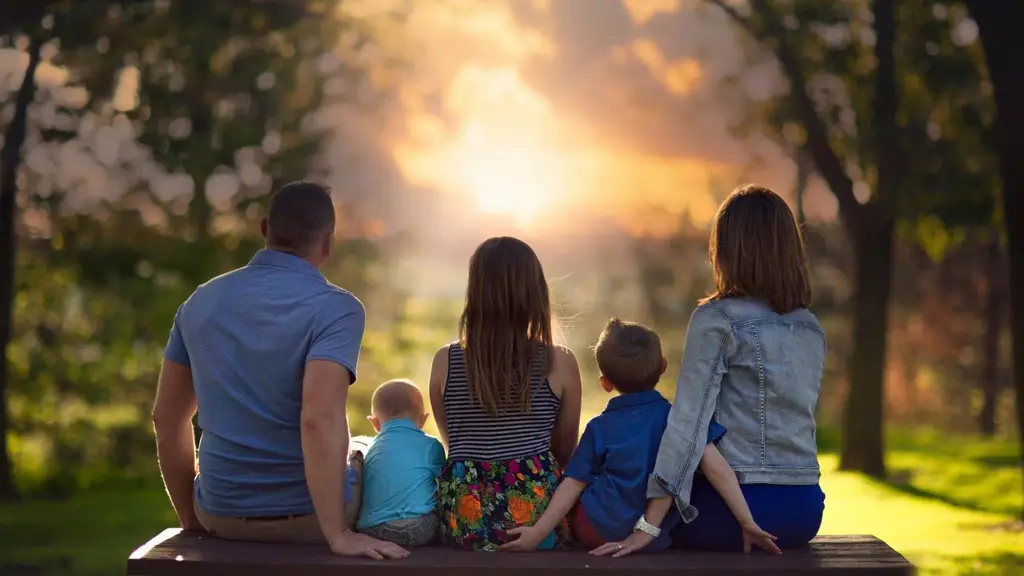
<box><xmin>0</xmin><ymin>430</ymin><xmax>1020</xmax><ymax>575</ymax></box>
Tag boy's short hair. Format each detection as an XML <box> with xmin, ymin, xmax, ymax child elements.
<box><xmin>594</xmin><ymin>318</ymin><xmax>663</xmax><ymax>393</ymax></box>
<box><xmin>371</xmin><ymin>379</ymin><xmax>424</xmax><ymax>421</ymax></box>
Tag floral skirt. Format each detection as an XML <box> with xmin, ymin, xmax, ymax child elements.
<box><xmin>438</xmin><ymin>451</ymin><xmax>569</xmax><ymax>551</ymax></box>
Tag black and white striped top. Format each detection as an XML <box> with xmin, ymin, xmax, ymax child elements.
<box><xmin>443</xmin><ymin>342</ymin><xmax>561</xmax><ymax>461</ymax></box>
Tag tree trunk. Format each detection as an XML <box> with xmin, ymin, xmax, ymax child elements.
<box><xmin>978</xmin><ymin>232</ymin><xmax>1003</xmax><ymax>436</ymax></box>
<box><xmin>839</xmin><ymin>0</ymin><xmax>898</xmax><ymax>478</ymax></box>
<box><xmin>967</xmin><ymin>0</ymin><xmax>1024</xmax><ymax>520</ymax></box>
<box><xmin>839</xmin><ymin>207</ymin><xmax>894</xmax><ymax>477</ymax></box>
<box><xmin>0</xmin><ymin>33</ymin><xmax>43</xmax><ymax>501</ymax></box>
<box><xmin>717</xmin><ymin>0</ymin><xmax>898</xmax><ymax>476</ymax></box>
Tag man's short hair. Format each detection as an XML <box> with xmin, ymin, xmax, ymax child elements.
<box><xmin>594</xmin><ymin>318</ymin><xmax>663</xmax><ymax>393</ymax></box>
<box><xmin>266</xmin><ymin>181</ymin><xmax>336</xmax><ymax>256</ymax></box>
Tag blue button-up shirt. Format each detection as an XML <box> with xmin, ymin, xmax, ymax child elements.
<box><xmin>564</xmin><ymin>390</ymin><xmax>726</xmax><ymax>551</ymax></box>
<box><xmin>357</xmin><ymin>419</ymin><xmax>446</xmax><ymax>530</ymax></box>
<box><xmin>164</xmin><ymin>249</ymin><xmax>366</xmax><ymax>517</ymax></box>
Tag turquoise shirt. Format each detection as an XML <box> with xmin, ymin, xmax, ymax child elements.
<box><xmin>357</xmin><ymin>419</ymin><xmax>446</xmax><ymax>529</ymax></box>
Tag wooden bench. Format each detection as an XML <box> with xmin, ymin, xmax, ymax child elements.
<box><xmin>127</xmin><ymin>529</ymin><xmax>915</xmax><ymax>575</ymax></box>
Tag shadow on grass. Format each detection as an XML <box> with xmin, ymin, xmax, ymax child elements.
<box><xmin>0</xmin><ymin>559</ymin><xmax>71</xmax><ymax>576</ymax></box>
<box><xmin>877</xmin><ymin>462</ymin><xmax>1023</xmax><ymax>519</ymax></box>
<box><xmin>939</xmin><ymin>552</ymin><xmax>1024</xmax><ymax>576</ymax></box>
<box><xmin>974</xmin><ymin>454</ymin><xmax>1021</xmax><ymax>468</ymax></box>
<box><xmin>879</xmin><ymin>475</ymin><xmax>1000</xmax><ymax>517</ymax></box>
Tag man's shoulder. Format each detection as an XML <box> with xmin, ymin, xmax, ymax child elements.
<box><xmin>318</xmin><ymin>282</ymin><xmax>364</xmax><ymax>314</ymax></box>
<box><xmin>179</xmin><ymin>266</ymin><xmax>249</xmax><ymax>313</ymax></box>
<box><xmin>193</xmin><ymin>264</ymin><xmax>252</xmax><ymax>294</ymax></box>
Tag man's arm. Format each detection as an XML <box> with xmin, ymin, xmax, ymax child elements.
<box><xmin>303</xmin><ymin>294</ymin><xmax>407</xmax><ymax>560</ymax></box>
<box><xmin>152</xmin><ymin>358</ymin><xmax>201</xmax><ymax>531</ymax></box>
<box><xmin>301</xmin><ymin>360</ymin><xmax>351</xmax><ymax>543</ymax></box>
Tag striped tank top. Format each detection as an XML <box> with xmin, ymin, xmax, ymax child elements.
<box><xmin>443</xmin><ymin>342</ymin><xmax>561</xmax><ymax>461</ymax></box>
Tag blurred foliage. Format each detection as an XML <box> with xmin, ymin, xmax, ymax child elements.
<box><xmin>720</xmin><ymin>0</ymin><xmax>1000</xmax><ymax>251</ymax></box>
<box><xmin>0</xmin><ymin>0</ymin><xmax>1016</xmax><ymax>505</ymax></box>
<box><xmin>0</xmin><ymin>0</ymin><xmax>410</xmax><ymax>494</ymax></box>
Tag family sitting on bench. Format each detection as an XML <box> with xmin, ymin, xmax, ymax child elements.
<box><xmin>152</xmin><ymin>181</ymin><xmax>826</xmax><ymax>560</ymax></box>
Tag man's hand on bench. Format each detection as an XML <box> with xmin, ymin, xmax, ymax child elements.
<box><xmin>328</xmin><ymin>530</ymin><xmax>410</xmax><ymax>560</ymax></box>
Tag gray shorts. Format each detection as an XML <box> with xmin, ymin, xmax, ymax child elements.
<box><xmin>361</xmin><ymin>513</ymin><xmax>438</xmax><ymax>547</ymax></box>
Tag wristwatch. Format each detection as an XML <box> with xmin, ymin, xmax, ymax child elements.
<box><xmin>633</xmin><ymin>515</ymin><xmax>662</xmax><ymax>538</ymax></box>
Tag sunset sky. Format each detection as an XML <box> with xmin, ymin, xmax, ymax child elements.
<box><xmin>0</xmin><ymin>0</ymin><xmax>841</xmax><ymax>296</ymax></box>
<box><xmin>370</xmin><ymin>0</ymin><xmax>835</xmax><ymax>238</ymax></box>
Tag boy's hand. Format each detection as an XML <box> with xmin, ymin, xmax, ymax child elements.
<box><xmin>499</xmin><ymin>526</ymin><xmax>546</xmax><ymax>552</ymax></box>
<box><xmin>741</xmin><ymin>521</ymin><xmax>781</xmax><ymax>554</ymax></box>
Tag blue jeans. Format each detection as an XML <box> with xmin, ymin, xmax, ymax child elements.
<box><xmin>671</xmin><ymin>474</ymin><xmax>825</xmax><ymax>551</ymax></box>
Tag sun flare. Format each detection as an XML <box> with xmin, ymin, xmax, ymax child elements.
<box><xmin>454</xmin><ymin>123</ymin><xmax>564</xmax><ymax>225</ymax></box>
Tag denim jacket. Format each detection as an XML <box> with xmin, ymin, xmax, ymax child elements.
<box><xmin>647</xmin><ymin>297</ymin><xmax>825</xmax><ymax>522</ymax></box>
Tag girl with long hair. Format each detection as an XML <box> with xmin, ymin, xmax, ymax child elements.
<box><xmin>429</xmin><ymin>236</ymin><xmax>582</xmax><ymax>551</ymax></box>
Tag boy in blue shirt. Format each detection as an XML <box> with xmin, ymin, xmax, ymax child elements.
<box><xmin>501</xmin><ymin>319</ymin><xmax>759</xmax><ymax>553</ymax></box>
<box><xmin>357</xmin><ymin>379</ymin><xmax>446</xmax><ymax>546</ymax></box>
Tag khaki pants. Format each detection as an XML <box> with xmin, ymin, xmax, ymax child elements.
<box><xmin>194</xmin><ymin>449</ymin><xmax>364</xmax><ymax>545</ymax></box>
<box><xmin>194</xmin><ymin>491</ymin><xmax>327</xmax><ymax>544</ymax></box>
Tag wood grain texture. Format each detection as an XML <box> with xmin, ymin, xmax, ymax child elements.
<box><xmin>127</xmin><ymin>529</ymin><xmax>916</xmax><ymax>575</ymax></box>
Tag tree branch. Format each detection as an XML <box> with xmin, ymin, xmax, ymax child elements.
<box><xmin>706</xmin><ymin>0</ymin><xmax>755</xmax><ymax>31</ymax></box>
<box><xmin>707</xmin><ymin>0</ymin><xmax>863</xmax><ymax>233</ymax></box>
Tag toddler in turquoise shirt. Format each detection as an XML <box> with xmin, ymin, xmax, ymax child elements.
<box><xmin>357</xmin><ymin>379</ymin><xmax>446</xmax><ymax>546</ymax></box>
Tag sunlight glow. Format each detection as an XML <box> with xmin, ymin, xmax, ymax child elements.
<box><xmin>457</xmin><ymin>124</ymin><xmax>562</xmax><ymax>225</ymax></box>
<box><xmin>387</xmin><ymin>1</ymin><xmax>742</xmax><ymax>235</ymax></box>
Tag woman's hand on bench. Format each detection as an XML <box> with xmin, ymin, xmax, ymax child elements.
<box><xmin>328</xmin><ymin>530</ymin><xmax>410</xmax><ymax>560</ymax></box>
<box><xmin>591</xmin><ymin>531</ymin><xmax>654</xmax><ymax>558</ymax></box>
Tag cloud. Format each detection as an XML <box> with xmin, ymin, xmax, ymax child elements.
<box><xmin>507</xmin><ymin>0</ymin><xmax>761</xmax><ymax>163</ymax></box>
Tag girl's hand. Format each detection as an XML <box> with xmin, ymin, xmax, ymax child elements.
<box><xmin>741</xmin><ymin>521</ymin><xmax>781</xmax><ymax>554</ymax></box>
<box><xmin>589</xmin><ymin>530</ymin><xmax>654</xmax><ymax>558</ymax></box>
<box><xmin>499</xmin><ymin>526</ymin><xmax>546</xmax><ymax>552</ymax></box>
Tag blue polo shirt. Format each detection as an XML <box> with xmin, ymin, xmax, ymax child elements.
<box><xmin>564</xmin><ymin>390</ymin><xmax>726</xmax><ymax>552</ymax></box>
<box><xmin>357</xmin><ymin>419</ymin><xmax>446</xmax><ymax>530</ymax></box>
<box><xmin>164</xmin><ymin>249</ymin><xmax>366</xmax><ymax>517</ymax></box>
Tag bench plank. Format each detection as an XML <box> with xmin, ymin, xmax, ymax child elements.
<box><xmin>127</xmin><ymin>529</ymin><xmax>915</xmax><ymax>575</ymax></box>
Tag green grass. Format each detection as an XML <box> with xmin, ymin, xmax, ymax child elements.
<box><xmin>0</xmin><ymin>480</ymin><xmax>176</xmax><ymax>575</ymax></box>
<box><xmin>0</xmin><ymin>431</ymin><xmax>1021</xmax><ymax>575</ymax></box>
<box><xmin>818</xmin><ymin>444</ymin><xmax>1023</xmax><ymax>575</ymax></box>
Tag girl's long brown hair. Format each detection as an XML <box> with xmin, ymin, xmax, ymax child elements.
<box><xmin>701</xmin><ymin>184</ymin><xmax>812</xmax><ymax>314</ymax></box>
<box><xmin>459</xmin><ymin>237</ymin><xmax>554</xmax><ymax>416</ymax></box>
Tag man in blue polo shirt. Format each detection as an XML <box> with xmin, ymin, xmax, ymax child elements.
<box><xmin>152</xmin><ymin>181</ymin><xmax>407</xmax><ymax>560</ymax></box>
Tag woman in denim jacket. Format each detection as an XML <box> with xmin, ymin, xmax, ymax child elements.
<box><xmin>595</xmin><ymin>184</ymin><xmax>826</xmax><ymax>556</ymax></box>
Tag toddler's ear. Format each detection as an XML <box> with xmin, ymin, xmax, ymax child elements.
<box><xmin>660</xmin><ymin>357</ymin><xmax>668</xmax><ymax>376</ymax></box>
<box><xmin>599</xmin><ymin>376</ymin><xmax>615</xmax><ymax>393</ymax></box>
<box><xmin>367</xmin><ymin>414</ymin><xmax>382</xmax><ymax>433</ymax></box>
<box><xmin>419</xmin><ymin>413</ymin><xmax>430</xmax><ymax>429</ymax></box>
